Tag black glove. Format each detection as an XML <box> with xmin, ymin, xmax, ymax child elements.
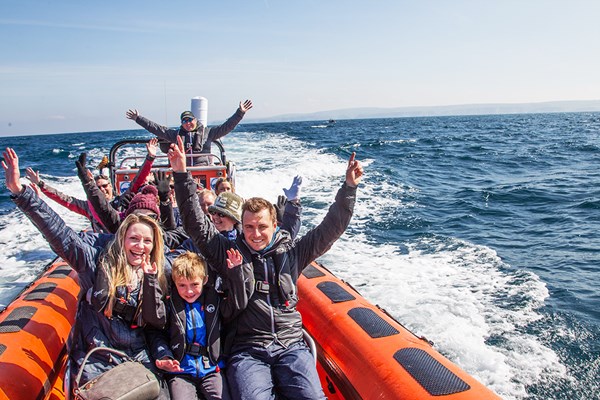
<box><xmin>119</xmin><ymin>191</ymin><xmax>135</xmax><ymax>210</ymax></box>
<box><xmin>274</xmin><ymin>195</ymin><xmax>286</xmax><ymax>224</ymax></box>
<box><xmin>154</xmin><ymin>170</ymin><xmax>171</xmax><ymax>202</ymax></box>
<box><xmin>75</xmin><ymin>152</ymin><xmax>92</xmax><ymax>184</ymax></box>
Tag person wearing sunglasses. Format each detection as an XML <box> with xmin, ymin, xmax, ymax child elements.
<box><xmin>24</xmin><ymin>168</ymin><xmax>116</xmax><ymax>233</ymax></box>
<box><xmin>126</xmin><ymin>100</ymin><xmax>253</xmax><ymax>166</ymax></box>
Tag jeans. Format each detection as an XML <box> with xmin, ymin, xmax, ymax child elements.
<box><xmin>168</xmin><ymin>372</ymin><xmax>230</xmax><ymax>400</ymax></box>
<box><xmin>226</xmin><ymin>341</ymin><xmax>325</xmax><ymax>400</ymax></box>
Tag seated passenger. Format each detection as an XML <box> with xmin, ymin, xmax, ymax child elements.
<box><xmin>214</xmin><ymin>177</ymin><xmax>235</xmax><ymax>196</ymax></box>
<box><xmin>168</xmin><ymin>137</ymin><xmax>364</xmax><ymax>400</ymax></box>
<box><xmin>198</xmin><ymin>189</ymin><xmax>216</xmax><ymax>217</ymax></box>
<box><xmin>148</xmin><ymin>250</ymin><xmax>247</xmax><ymax>400</ymax></box>
<box><xmin>25</xmin><ymin>168</ymin><xmax>113</xmax><ymax>232</ymax></box>
<box><xmin>2</xmin><ymin>147</ymin><xmax>170</xmax><ymax>399</ymax></box>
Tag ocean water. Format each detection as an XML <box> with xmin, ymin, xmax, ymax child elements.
<box><xmin>1</xmin><ymin>112</ymin><xmax>599</xmax><ymax>399</ymax></box>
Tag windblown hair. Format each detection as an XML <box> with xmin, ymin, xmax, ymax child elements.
<box><xmin>100</xmin><ymin>213</ymin><xmax>166</xmax><ymax>318</ymax></box>
<box><xmin>171</xmin><ymin>251</ymin><xmax>207</xmax><ymax>281</ymax></box>
<box><xmin>94</xmin><ymin>174</ymin><xmax>110</xmax><ymax>183</ymax></box>
<box><xmin>242</xmin><ymin>197</ymin><xmax>277</xmax><ymax>224</ymax></box>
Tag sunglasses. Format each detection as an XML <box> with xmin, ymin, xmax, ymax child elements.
<box><xmin>135</xmin><ymin>211</ymin><xmax>158</xmax><ymax>220</ymax></box>
<box><xmin>209</xmin><ymin>210</ymin><xmax>228</xmax><ymax>219</ymax></box>
<box><xmin>181</xmin><ymin>118</ymin><xmax>194</xmax><ymax>123</ymax></box>
<box><xmin>98</xmin><ymin>183</ymin><xmax>111</xmax><ymax>189</ymax></box>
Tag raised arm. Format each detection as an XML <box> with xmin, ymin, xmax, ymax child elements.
<box><xmin>2</xmin><ymin>148</ymin><xmax>100</xmax><ymax>289</ymax></box>
<box><xmin>293</xmin><ymin>152</ymin><xmax>363</xmax><ymax>269</ymax></box>
<box><xmin>169</xmin><ymin>137</ymin><xmax>230</xmax><ymax>273</ymax></box>
<box><xmin>76</xmin><ymin>153</ymin><xmax>121</xmax><ymax>233</ymax></box>
<box><xmin>26</xmin><ymin>167</ymin><xmax>92</xmax><ymax>218</ymax></box>
<box><xmin>126</xmin><ymin>108</ymin><xmax>180</xmax><ymax>143</ymax></box>
<box><xmin>205</xmin><ymin>100</ymin><xmax>253</xmax><ymax>142</ymax></box>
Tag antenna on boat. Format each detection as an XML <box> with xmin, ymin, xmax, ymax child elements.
<box><xmin>191</xmin><ymin>96</ymin><xmax>208</xmax><ymax>127</ymax></box>
<box><xmin>164</xmin><ymin>80</ymin><xmax>168</xmax><ymax>126</ymax></box>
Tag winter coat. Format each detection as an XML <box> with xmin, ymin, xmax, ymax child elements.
<box><xmin>134</xmin><ymin>108</ymin><xmax>245</xmax><ymax>165</ymax></box>
<box><xmin>173</xmin><ymin>172</ymin><xmax>356</xmax><ymax>349</ymax></box>
<box><xmin>11</xmin><ymin>185</ymin><xmax>166</xmax><ymax>384</ymax></box>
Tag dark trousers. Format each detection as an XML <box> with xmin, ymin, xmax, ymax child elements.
<box><xmin>226</xmin><ymin>341</ymin><xmax>325</xmax><ymax>400</ymax></box>
<box><xmin>168</xmin><ymin>371</ymin><xmax>230</xmax><ymax>400</ymax></box>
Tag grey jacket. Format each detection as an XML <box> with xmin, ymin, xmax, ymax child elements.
<box><xmin>12</xmin><ymin>185</ymin><xmax>166</xmax><ymax>383</ymax></box>
<box><xmin>174</xmin><ymin>172</ymin><xmax>357</xmax><ymax>349</ymax></box>
<box><xmin>134</xmin><ymin>108</ymin><xmax>245</xmax><ymax>164</ymax></box>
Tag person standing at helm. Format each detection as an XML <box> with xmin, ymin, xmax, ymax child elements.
<box><xmin>126</xmin><ymin>100</ymin><xmax>253</xmax><ymax>166</ymax></box>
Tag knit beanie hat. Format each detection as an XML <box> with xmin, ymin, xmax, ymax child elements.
<box><xmin>208</xmin><ymin>192</ymin><xmax>243</xmax><ymax>224</ymax></box>
<box><xmin>125</xmin><ymin>185</ymin><xmax>161</xmax><ymax>218</ymax></box>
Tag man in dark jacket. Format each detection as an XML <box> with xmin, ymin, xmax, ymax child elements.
<box><xmin>126</xmin><ymin>100</ymin><xmax>253</xmax><ymax>166</ymax></box>
<box><xmin>168</xmin><ymin>136</ymin><xmax>364</xmax><ymax>400</ymax></box>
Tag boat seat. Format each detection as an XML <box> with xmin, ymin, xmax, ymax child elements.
<box><xmin>303</xmin><ymin>328</ymin><xmax>317</xmax><ymax>366</ymax></box>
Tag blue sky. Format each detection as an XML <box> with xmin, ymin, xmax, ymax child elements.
<box><xmin>1</xmin><ymin>0</ymin><xmax>599</xmax><ymax>136</ymax></box>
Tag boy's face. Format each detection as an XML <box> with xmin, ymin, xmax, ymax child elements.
<box><xmin>174</xmin><ymin>275</ymin><xmax>207</xmax><ymax>303</ymax></box>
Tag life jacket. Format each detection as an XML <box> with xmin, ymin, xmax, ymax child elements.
<box><xmin>90</xmin><ymin>264</ymin><xmax>142</xmax><ymax>326</ymax></box>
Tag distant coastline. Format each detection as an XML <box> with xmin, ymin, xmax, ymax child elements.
<box><xmin>247</xmin><ymin>99</ymin><xmax>600</xmax><ymax>123</ymax></box>
<box><xmin>3</xmin><ymin>99</ymin><xmax>600</xmax><ymax>138</ymax></box>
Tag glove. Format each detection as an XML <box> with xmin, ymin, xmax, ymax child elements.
<box><xmin>274</xmin><ymin>195</ymin><xmax>286</xmax><ymax>224</ymax></box>
<box><xmin>154</xmin><ymin>170</ymin><xmax>171</xmax><ymax>202</ymax></box>
<box><xmin>119</xmin><ymin>191</ymin><xmax>135</xmax><ymax>210</ymax></box>
<box><xmin>283</xmin><ymin>176</ymin><xmax>302</xmax><ymax>202</ymax></box>
<box><xmin>75</xmin><ymin>153</ymin><xmax>93</xmax><ymax>184</ymax></box>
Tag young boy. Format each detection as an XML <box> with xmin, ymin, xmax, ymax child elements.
<box><xmin>148</xmin><ymin>250</ymin><xmax>246</xmax><ymax>400</ymax></box>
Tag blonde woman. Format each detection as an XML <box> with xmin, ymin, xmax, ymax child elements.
<box><xmin>3</xmin><ymin>147</ymin><xmax>169</xmax><ymax>399</ymax></box>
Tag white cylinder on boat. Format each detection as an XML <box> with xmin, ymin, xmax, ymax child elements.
<box><xmin>191</xmin><ymin>96</ymin><xmax>208</xmax><ymax>127</ymax></box>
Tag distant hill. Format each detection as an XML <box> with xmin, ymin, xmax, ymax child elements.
<box><xmin>248</xmin><ymin>100</ymin><xmax>600</xmax><ymax>123</ymax></box>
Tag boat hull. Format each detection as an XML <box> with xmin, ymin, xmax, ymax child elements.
<box><xmin>297</xmin><ymin>262</ymin><xmax>500</xmax><ymax>399</ymax></box>
<box><xmin>0</xmin><ymin>260</ymin><xmax>79</xmax><ymax>400</ymax></box>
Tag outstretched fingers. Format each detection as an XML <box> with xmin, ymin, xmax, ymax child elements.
<box><xmin>167</xmin><ymin>136</ymin><xmax>187</xmax><ymax>172</ymax></box>
<box><xmin>226</xmin><ymin>248</ymin><xmax>243</xmax><ymax>269</ymax></box>
<box><xmin>2</xmin><ymin>148</ymin><xmax>23</xmax><ymax>195</ymax></box>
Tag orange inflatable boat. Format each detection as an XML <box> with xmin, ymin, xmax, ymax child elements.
<box><xmin>0</xmin><ymin>259</ymin><xmax>500</xmax><ymax>400</ymax></box>
<box><xmin>297</xmin><ymin>262</ymin><xmax>501</xmax><ymax>399</ymax></box>
<box><xmin>0</xmin><ymin>260</ymin><xmax>79</xmax><ymax>400</ymax></box>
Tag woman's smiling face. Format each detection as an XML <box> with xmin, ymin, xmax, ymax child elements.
<box><xmin>124</xmin><ymin>222</ymin><xmax>154</xmax><ymax>267</ymax></box>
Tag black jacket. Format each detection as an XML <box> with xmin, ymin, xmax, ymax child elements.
<box><xmin>174</xmin><ymin>171</ymin><xmax>357</xmax><ymax>348</ymax></box>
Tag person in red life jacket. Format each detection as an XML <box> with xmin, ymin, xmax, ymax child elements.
<box><xmin>126</xmin><ymin>100</ymin><xmax>253</xmax><ymax>166</ymax></box>
<box><xmin>25</xmin><ymin>168</ymin><xmax>113</xmax><ymax>233</ymax></box>
<box><xmin>168</xmin><ymin>136</ymin><xmax>364</xmax><ymax>400</ymax></box>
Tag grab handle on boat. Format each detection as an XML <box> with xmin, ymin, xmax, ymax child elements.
<box><xmin>303</xmin><ymin>328</ymin><xmax>317</xmax><ymax>366</ymax></box>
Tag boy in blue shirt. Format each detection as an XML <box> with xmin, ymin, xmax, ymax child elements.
<box><xmin>149</xmin><ymin>250</ymin><xmax>246</xmax><ymax>400</ymax></box>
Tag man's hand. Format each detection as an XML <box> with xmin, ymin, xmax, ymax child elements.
<box><xmin>168</xmin><ymin>136</ymin><xmax>187</xmax><ymax>173</ymax></box>
<box><xmin>126</xmin><ymin>109</ymin><xmax>139</xmax><ymax>120</ymax></box>
<box><xmin>345</xmin><ymin>152</ymin><xmax>364</xmax><ymax>187</ymax></box>
<box><xmin>239</xmin><ymin>99</ymin><xmax>253</xmax><ymax>113</ymax></box>
<box><xmin>2</xmin><ymin>147</ymin><xmax>24</xmax><ymax>195</ymax></box>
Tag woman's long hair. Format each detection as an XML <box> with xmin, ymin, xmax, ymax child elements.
<box><xmin>100</xmin><ymin>213</ymin><xmax>166</xmax><ymax>318</ymax></box>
